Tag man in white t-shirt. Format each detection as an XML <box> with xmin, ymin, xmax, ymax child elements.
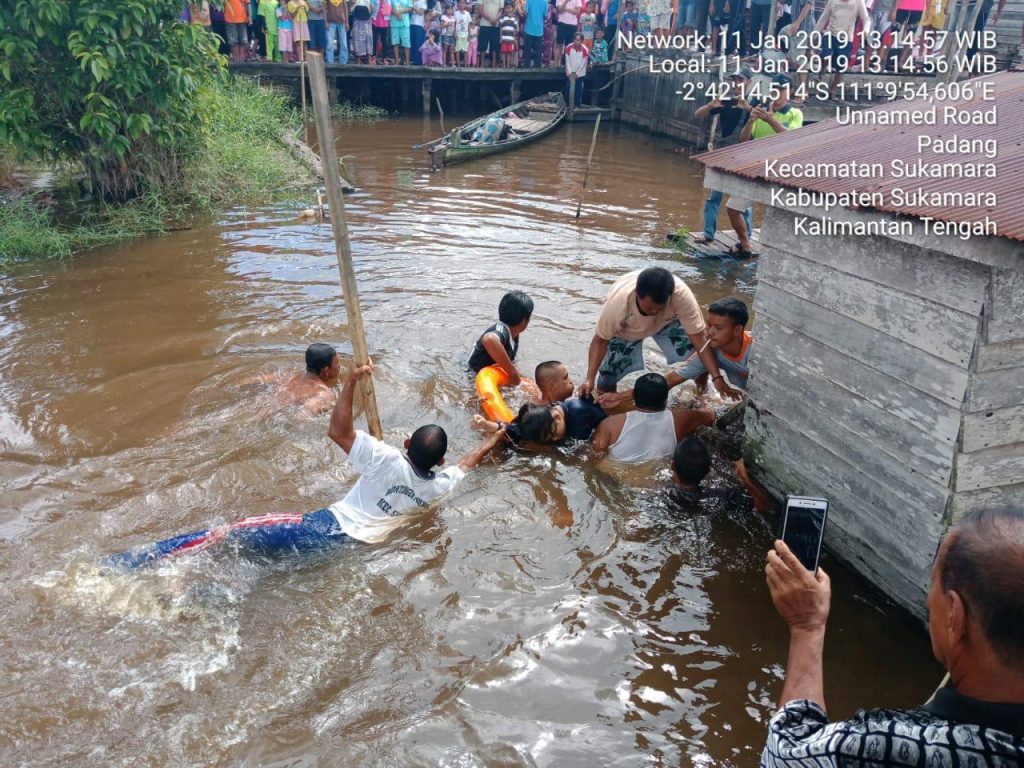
<box><xmin>327</xmin><ymin>361</ymin><xmax>505</xmax><ymax>542</ymax></box>
<box><xmin>581</xmin><ymin>267</ymin><xmax>741</xmax><ymax>408</ymax></box>
<box><xmin>106</xmin><ymin>362</ymin><xmax>505</xmax><ymax>568</ymax></box>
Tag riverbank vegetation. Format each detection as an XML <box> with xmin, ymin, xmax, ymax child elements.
<box><xmin>1</xmin><ymin>78</ymin><xmax>311</xmax><ymax>265</ymax></box>
<box><xmin>0</xmin><ymin>0</ymin><xmax>314</xmax><ymax>265</ymax></box>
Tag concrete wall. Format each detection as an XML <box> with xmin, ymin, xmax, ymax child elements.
<box><xmin>703</xmin><ymin>168</ymin><xmax>1023</xmax><ymax>619</ymax></box>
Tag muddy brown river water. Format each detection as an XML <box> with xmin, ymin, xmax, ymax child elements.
<box><xmin>0</xmin><ymin>117</ymin><xmax>941</xmax><ymax>766</ymax></box>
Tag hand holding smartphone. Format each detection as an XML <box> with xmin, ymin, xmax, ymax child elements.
<box><xmin>780</xmin><ymin>496</ymin><xmax>829</xmax><ymax>572</ymax></box>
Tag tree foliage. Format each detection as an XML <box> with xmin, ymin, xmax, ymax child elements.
<box><xmin>0</xmin><ymin>0</ymin><xmax>225</xmax><ymax>199</ymax></box>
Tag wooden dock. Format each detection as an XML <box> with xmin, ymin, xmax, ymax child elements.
<box><xmin>229</xmin><ymin>61</ymin><xmax>612</xmax><ymax>113</ymax></box>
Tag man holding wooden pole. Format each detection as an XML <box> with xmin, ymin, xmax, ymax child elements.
<box><xmin>305</xmin><ymin>52</ymin><xmax>383</xmax><ymax>439</ymax></box>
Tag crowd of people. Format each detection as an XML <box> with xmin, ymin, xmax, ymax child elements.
<box><xmin>184</xmin><ymin>0</ymin><xmax>626</xmax><ymax>66</ymax></box>
<box><xmin>184</xmin><ymin>0</ymin><xmax>1013</xmax><ymax>75</ymax></box>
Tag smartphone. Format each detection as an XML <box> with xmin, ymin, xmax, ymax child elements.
<box><xmin>781</xmin><ymin>496</ymin><xmax>829</xmax><ymax>572</ymax></box>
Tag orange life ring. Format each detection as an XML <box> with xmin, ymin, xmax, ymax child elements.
<box><xmin>475</xmin><ymin>365</ymin><xmax>515</xmax><ymax>423</ymax></box>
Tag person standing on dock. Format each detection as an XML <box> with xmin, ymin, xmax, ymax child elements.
<box><xmin>288</xmin><ymin>0</ymin><xmax>311</xmax><ymax>60</ymax></box>
<box><xmin>499</xmin><ymin>1</ymin><xmax>521</xmax><ymax>65</ymax></box>
<box><xmin>260</xmin><ymin>0</ymin><xmax>282</xmax><ymax>59</ymax></box>
<box><xmin>554</xmin><ymin>0</ymin><xmax>582</xmax><ymax>67</ymax></box>
<box><xmin>350</xmin><ymin>0</ymin><xmax>377</xmax><ymax>62</ymax></box>
<box><xmin>411</xmin><ymin>0</ymin><xmax>428</xmax><ymax>62</ymax></box>
<box><xmin>307</xmin><ymin>0</ymin><xmax>328</xmax><ymax>53</ymax></box>
<box><xmin>478</xmin><ymin>0</ymin><xmax>504</xmax><ymax>65</ymax></box>
<box><xmin>762</xmin><ymin>509</ymin><xmax>1024</xmax><ymax>767</ymax></box>
<box><xmin>580</xmin><ymin>267</ymin><xmax>741</xmax><ymax>404</ymax></box>
<box><xmin>225</xmin><ymin>0</ymin><xmax>252</xmax><ymax>61</ymax></box>
<box><xmin>524</xmin><ymin>0</ymin><xmax>548</xmax><ymax>65</ymax></box>
<box><xmin>724</xmin><ymin>74</ymin><xmax>802</xmax><ymax>258</ymax></box>
<box><xmin>391</xmin><ymin>0</ymin><xmax>413</xmax><ymax>64</ymax></box>
<box><xmin>600</xmin><ymin>0</ymin><xmax>618</xmax><ymax>55</ymax></box>
<box><xmin>455</xmin><ymin>0</ymin><xmax>473</xmax><ymax>63</ymax></box>
<box><xmin>689</xmin><ymin>67</ymin><xmax>753</xmax><ymax>247</ymax></box>
<box><xmin>325</xmin><ymin>0</ymin><xmax>350</xmax><ymax>62</ymax></box>
<box><xmin>564</xmin><ymin>32</ymin><xmax>589</xmax><ymax>106</ymax></box>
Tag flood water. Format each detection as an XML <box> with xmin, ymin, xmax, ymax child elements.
<box><xmin>0</xmin><ymin>117</ymin><xmax>940</xmax><ymax>766</ymax></box>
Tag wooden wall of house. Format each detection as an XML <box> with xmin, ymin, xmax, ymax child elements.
<box><xmin>613</xmin><ymin>52</ymin><xmax>716</xmax><ymax>146</ymax></box>
<box><xmin>951</xmin><ymin>266</ymin><xmax>1024</xmax><ymax>518</ymax></box>
<box><xmin>742</xmin><ymin>206</ymin><xmax>996</xmax><ymax>618</ymax></box>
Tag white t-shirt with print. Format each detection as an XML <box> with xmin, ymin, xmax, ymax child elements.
<box><xmin>329</xmin><ymin>430</ymin><xmax>466</xmax><ymax>543</ymax></box>
<box><xmin>454</xmin><ymin>8</ymin><xmax>472</xmax><ymax>37</ymax></box>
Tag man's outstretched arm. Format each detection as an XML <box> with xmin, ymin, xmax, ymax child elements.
<box><xmin>457</xmin><ymin>426</ymin><xmax>508</xmax><ymax>471</ymax></box>
<box><xmin>328</xmin><ymin>361</ymin><xmax>374</xmax><ymax>453</ymax></box>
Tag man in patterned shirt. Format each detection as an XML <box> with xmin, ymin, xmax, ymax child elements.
<box><xmin>762</xmin><ymin>509</ymin><xmax>1024</xmax><ymax>767</ymax></box>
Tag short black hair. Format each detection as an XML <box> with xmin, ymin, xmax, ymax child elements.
<box><xmin>535</xmin><ymin>360</ymin><xmax>563</xmax><ymax>386</ymax></box>
<box><xmin>498</xmin><ymin>291</ymin><xmax>534</xmax><ymax>327</ymax></box>
<box><xmin>634</xmin><ymin>372</ymin><xmax>669</xmax><ymax>410</ymax></box>
<box><xmin>635</xmin><ymin>267</ymin><xmax>675</xmax><ymax>305</ymax></box>
<box><xmin>513</xmin><ymin>403</ymin><xmax>558</xmax><ymax>443</ymax></box>
<box><xmin>305</xmin><ymin>343</ymin><xmax>337</xmax><ymax>375</ymax></box>
<box><xmin>407</xmin><ymin>425</ymin><xmax>448</xmax><ymax>472</ymax></box>
<box><xmin>708</xmin><ymin>297</ymin><xmax>749</xmax><ymax>328</ymax></box>
<box><xmin>939</xmin><ymin>509</ymin><xmax>1024</xmax><ymax>671</ymax></box>
<box><xmin>673</xmin><ymin>436</ymin><xmax>711</xmax><ymax>485</ymax></box>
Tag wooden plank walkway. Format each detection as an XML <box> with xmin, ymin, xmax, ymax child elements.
<box><xmin>670</xmin><ymin>228</ymin><xmax>761</xmax><ymax>259</ymax></box>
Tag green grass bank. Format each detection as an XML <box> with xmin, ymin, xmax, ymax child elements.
<box><xmin>1</xmin><ymin>77</ymin><xmax>313</xmax><ymax>265</ymax></box>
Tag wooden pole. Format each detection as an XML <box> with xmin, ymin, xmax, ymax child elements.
<box><xmin>300</xmin><ymin>58</ymin><xmax>308</xmax><ymax>129</ymax></box>
<box><xmin>436</xmin><ymin>96</ymin><xmax>446</xmax><ymax>134</ymax></box>
<box><xmin>575</xmin><ymin>114</ymin><xmax>601</xmax><ymax>219</ymax></box>
<box><xmin>305</xmin><ymin>53</ymin><xmax>383</xmax><ymax>438</ymax></box>
<box><xmin>568</xmin><ymin>73</ymin><xmax>576</xmax><ymax>121</ymax></box>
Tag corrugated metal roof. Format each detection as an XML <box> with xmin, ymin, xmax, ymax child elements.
<box><xmin>695</xmin><ymin>71</ymin><xmax>1024</xmax><ymax>242</ymax></box>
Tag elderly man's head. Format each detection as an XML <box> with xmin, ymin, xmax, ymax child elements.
<box><xmin>928</xmin><ymin>509</ymin><xmax>1024</xmax><ymax>678</ymax></box>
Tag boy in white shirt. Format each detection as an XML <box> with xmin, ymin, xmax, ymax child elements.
<box><xmin>107</xmin><ymin>362</ymin><xmax>505</xmax><ymax>567</ymax></box>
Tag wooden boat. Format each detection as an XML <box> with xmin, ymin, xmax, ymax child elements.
<box><xmin>420</xmin><ymin>92</ymin><xmax>567</xmax><ymax>168</ymax></box>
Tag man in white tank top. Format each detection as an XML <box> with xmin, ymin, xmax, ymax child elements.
<box><xmin>592</xmin><ymin>373</ymin><xmax>715</xmax><ymax>462</ymax></box>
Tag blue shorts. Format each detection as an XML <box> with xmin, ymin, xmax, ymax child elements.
<box><xmin>391</xmin><ymin>22</ymin><xmax>411</xmax><ymax>48</ymax></box>
<box><xmin>597</xmin><ymin>319</ymin><xmax>695</xmax><ymax>391</ymax></box>
<box><xmin>106</xmin><ymin>508</ymin><xmax>350</xmax><ymax>569</ymax></box>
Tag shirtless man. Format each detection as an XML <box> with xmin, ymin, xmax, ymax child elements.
<box><xmin>592</xmin><ymin>373</ymin><xmax>714</xmax><ymax>462</ymax></box>
<box><xmin>286</xmin><ymin>343</ymin><xmax>342</xmax><ymax>413</ymax></box>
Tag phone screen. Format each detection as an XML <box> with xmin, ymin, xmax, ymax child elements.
<box><xmin>781</xmin><ymin>497</ymin><xmax>828</xmax><ymax>571</ymax></box>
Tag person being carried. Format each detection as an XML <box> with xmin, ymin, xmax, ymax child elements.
<box><xmin>762</xmin><ymin>509</ymin><xmax>1024</xmax><ymax>766</ymax></box>
<box><xmin>591</xmin><ymin>372</ymin><xmax>714</xmax><ymax>461</ymax></box>
<box><xmin>106</xmin><ymin>362</ymin><xmax>506</xmax><ymax>568</ymax></box>
<box><xmin>471</xmin><ymin>361</ymin><xmax>607</xmax><ymax>446</ymax></box>
<box><xmin>532</xmin><ymin>360</ymin><xmax>607</xmax><ymax>439</ymax></box>
<box><xmin>670</xmin><ymin>297</ymin><xmax>753</xmax><ymax>393</ymax></box>
<box><xmin>467</xmin><ymin>290</ymin><xmax>534</xmax><ymax>386</ymax></box>
<box><xmin>284</xmin><ymin>342</ymin><xmax>344</xmax><ymax>412</ymax></box>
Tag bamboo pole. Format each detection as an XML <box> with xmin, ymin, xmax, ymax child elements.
<box><xmin>436</xmin><ymin>96</ymin><xmax>446</xmax><ymax>134</ymax></box>
<box><xmin>305</xmin><ymin>53</ymin><xmax>383</xmax><ymax>439</ymax></box>
<box><xmin>575</xmin><ymin>114</ymin><xmax>602</xmax><ymax>219</ymax></box>
<box><xmin>568</xmin><ymin>74</ymin><xmax>577</xmax><ymax>121</ymax></box>
<box><xmin>300</xmin><ymin>58</ymin><xmax>309</xmax><ymax>129</ymax></box>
